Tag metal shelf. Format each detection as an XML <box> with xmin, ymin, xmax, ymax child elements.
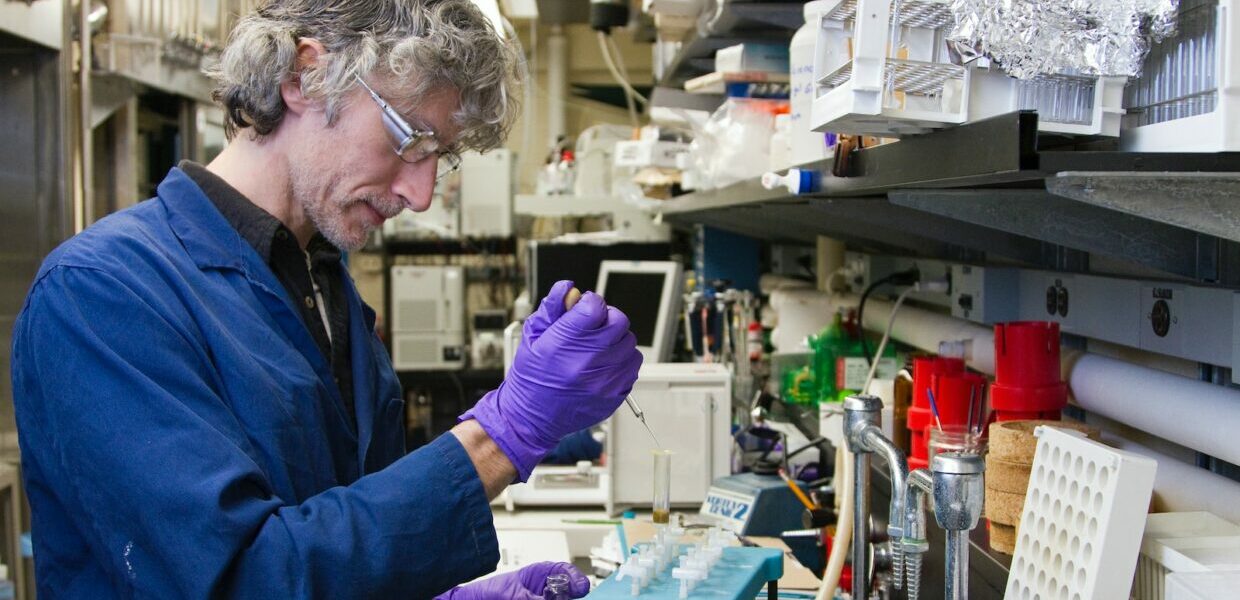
<box><xmin>655</xmin><ymin>111</ymin><xmax>1240</xmax><ymax>281</ymax></box>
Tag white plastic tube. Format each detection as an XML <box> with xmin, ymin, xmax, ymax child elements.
<box><xmin>1066</xmin><ymin>351</ymin><xmax>1240</xmax><ymax>467</ymax></box>
<box><xmin>859</xmin><ymin>296</ymin><xmax>995</xmax><ymax>374</ymax></box>
<box><xmin>817</xmin><ymin>445</ymin><xmax>853</xmax><ymax>600</ymax></box>
<box><xmin>1104</xmin><ymin>435</ymin><xmax>1240</xmax><ymax>523</ymax></box>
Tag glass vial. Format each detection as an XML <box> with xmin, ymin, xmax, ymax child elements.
<box><xmin>652</xmin><ymin>449</ymin><xmax>673</xmax><ymax>524</ymax></box>
<box><xmin>543</xmin><ymin>573</ymin><xmax>570</xmax><ymax>600</ymax></box>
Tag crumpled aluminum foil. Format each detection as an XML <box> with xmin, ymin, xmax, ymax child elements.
<box><xmin>947</xmin><ymin>0</ymin><xmax>1180</xmax><ymax>78</ymax></box>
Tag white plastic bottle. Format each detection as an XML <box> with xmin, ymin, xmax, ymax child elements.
<box><xmin>769</xmin><ymin>113</ymin><xmax>791</xmax><ymax>172</ymax></box>
<box><xmin>789</xmin><ymin>1</ymin><xmax>835</xmax><ymax>166</ymax></box>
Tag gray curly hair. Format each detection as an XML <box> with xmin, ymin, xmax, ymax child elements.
<box><xmin>206</xmin><ymin>0</ymin><xmax>521</xmax><ymax>152</ymax></box>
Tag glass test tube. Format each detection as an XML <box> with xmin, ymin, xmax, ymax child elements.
<box><xmin>652</xmin><ymin>449</ymin><xmax>673</xmax><ymax>524</ymax></box>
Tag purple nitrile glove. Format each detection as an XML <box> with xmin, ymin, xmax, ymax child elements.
<box><xmin>461</xmin><ymin>280</ymin><xmax>643</xmax><ymax>481</ymax></box>
<box><xmin>433</xmin><ymin>562</ymin><xmax>590</xmax><ymax>600</ymax></box>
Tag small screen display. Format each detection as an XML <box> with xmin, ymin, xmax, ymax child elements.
<box><xmin>601</xmin><ymin>272</ymin><xmax>667</xmax><ymax>347</ymax></box>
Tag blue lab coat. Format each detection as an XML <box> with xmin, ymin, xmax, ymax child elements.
<box><xmin>10</xmin><ymin>168</ymin><xmax>500</xmax><ymax>598</ymax></box>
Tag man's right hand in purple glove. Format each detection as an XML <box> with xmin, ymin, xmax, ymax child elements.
<box><xmin>462</xmin><ymin>280</ymin><xmax>643</xmax><ymax>481</ymax></box>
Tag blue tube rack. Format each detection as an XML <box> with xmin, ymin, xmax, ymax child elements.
<box><xmin>589</xmin><ymin>545</ymin><xmax>783</xmax><ymax>599</ymax></box>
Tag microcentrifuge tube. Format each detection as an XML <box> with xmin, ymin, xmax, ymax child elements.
<box><xmin>543</xmin><ymin>573</ymin><xmax>570</xmax><ymax>600</ymax></box>
<box><xmin>652</xmin><ymin>449</ymin><xmax>673</xmax><ymax>524</ymax></box>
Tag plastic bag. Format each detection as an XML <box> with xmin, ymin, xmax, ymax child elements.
<box><xmin>689</xmin><ymin>98</ymin><xmax>787</xmax><ymax>190</ymax></box>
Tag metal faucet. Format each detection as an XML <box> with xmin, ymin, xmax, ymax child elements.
<box><xmin>904</xmin><ymin>452</ymin><xmax>986</xmax><ymax>600</ymax></box>
<box><xmin>842</xmin><ymin>395</ymin><xmax>910</xmax><ymax>599</ymax></box>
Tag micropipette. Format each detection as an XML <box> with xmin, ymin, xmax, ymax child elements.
<box><xmin>563</xmin><ymin>287</ymin><xmax>661</xmax><ymax>447</ymax></box>
<box><xmin>626</xmin><ymin>393</ymin><xmax>660</xmax><ymax>447</ymax></box>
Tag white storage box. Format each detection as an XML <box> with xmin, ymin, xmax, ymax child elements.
<box><xmin>1134</xmin><ymin>512</ymin><xmax>1240</xmax><ymax>600</ymax></box>
<box><xmin>968</xmin><ymin>64</ymin><xmax>1126</xmax><ymax>136</ymax></box>
<box><xmin>613</xmin><ymin>139</ymin><xmax>690</xmax><ymax>169</ymax></box>
<box><xmin>1166</xmin><ymin>570</ymin><xmax>1240</xmax><ymax>600</ymax></box>
<box><xmin>1121</xmin><ymin>0</ymin><xmax>1240</xmax><ymax>151</ymax></box>
<box><xmin>811</xmin><ymin>0</ymin><xmax>968</xmax><ymax>136</ymax></box>
<box><xmin>714</xmin><ymin>43</ymin><xmax>790</xmax><ymax>75</ymax></box>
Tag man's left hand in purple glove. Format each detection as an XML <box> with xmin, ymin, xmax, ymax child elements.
<box><xmin>433</xmin><ymin>562</ymin><xmax>590</xmax><ymax>600</ymax></box>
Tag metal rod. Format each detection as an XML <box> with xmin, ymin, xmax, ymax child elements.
<box><xmin>852</xmin><ymin>449</ymin><xmax>870</xmax><ymax>600</ymax></box>
<box><xmin>80</xmin><ymin>0</ymin><xmax>95</xmax><ymax>231</ymax></box>
<box><xmin>945</xmin><ymin>529</ymin><xmax>969</xmax><ymax>600</ymax></box>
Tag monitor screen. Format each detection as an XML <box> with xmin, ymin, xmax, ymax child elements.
<box><xmin>600</xmin><ymin>272</ymin><xmax>668</xmax><ymax>347</ymax></box>
<box><xmin>528</xmin><ymin>242</ymin><xmax>671</xmax><ymax>303</ymax></box>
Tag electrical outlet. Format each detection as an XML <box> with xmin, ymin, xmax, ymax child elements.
<box><xmin>951</xmin><ymin>265</ymin><xmax>1019</xmax><ymax>324</ymax></box>
<box><xmin>1139</xmin><ymin>284</ymin><xmax>1233</xmax><ymax>365</ymax></box>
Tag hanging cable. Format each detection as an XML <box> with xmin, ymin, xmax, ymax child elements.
<box><xmin>597</xmin><ymin>30</ymin><xmax>649</xmax><ymax>106</ymax></box>
<box><xmin>596</xmin><ymin>32</ymin><xmax>639</xmax><ymax>127</ymax></box>
<box><xmin>606</xmin><ymin>33</ymin><xmax>645</xmax><ymax>112</ymax></box>
<box><xmin>862</xmin><ymin>286</ymin><xmax>916</xmax><ymax>395</ymax></box>
<box><xmin>857</xmin><ymin>268</ymin><xmax>920</xmax><ymax>365</ymax></box>
<box><xmin>614</xmin><ymin>58</ymin><xmax>639</xmax><ymax>125</ymax></box>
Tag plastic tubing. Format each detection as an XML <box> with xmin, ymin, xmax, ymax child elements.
<box><xmin>817</xmin><ymin>444</ymin><xmax>854</xmax><ymax>600</ymax></box>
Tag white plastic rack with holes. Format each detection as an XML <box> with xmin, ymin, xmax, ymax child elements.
<box><xmin>1005</xmin><ymin>426</ymin><xmax>1158</xmax><ymax>600</ymax></box>
<box><xmin>1121</xmin><ymin>0</ymin><xmax>1240</xmax><ymax>152</ymax></box>
<box><xmin>810</xmin><ymin>0</ymin><xmax>969</xmax><ymax>137</ymax></box>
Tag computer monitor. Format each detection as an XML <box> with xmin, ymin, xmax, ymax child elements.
<box><xmin>526</xmin><ymin>241</ymin><xmax>671</xmax><ymax>305</ymax></box>
<box><xmin>596</xmin><ymin>260</ymin><xmax>684</xmax><ymax>363</ymax></box>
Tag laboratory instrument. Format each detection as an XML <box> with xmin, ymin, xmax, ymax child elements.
<box><xmin>843</xmin><ymin>394</ymin><xmax>910</xmax><ymax>600</ymax></box>
<box><xmin>625</xmin><ymin>394</ymin><xmax>659</xmax><ymax>447</ymax></box>
<box><xmin>596</xmin><ymin>260</ymin><xmax>685</xmax><ymax>363</ymax></box>
<box><xmin>609</xmin><ymin>364</ymin><xmax>733</xmax><ymax>514</ymax></box>
<box><xmin>903</xmin><ymin>453</ymin><xmax>986</xmax><ymax>600</ymax></box>
<box><xmin>681</xmin><ymin>286</ymin><xmax>758</xmax><ymax>402</ymax></box>
<box><xmin>842</xmin><ymin>394</ymin><xmax>994</xmax><ymax>599</ymax></box>
<box><xmin>390</xmin><ymin>265</ymin><xmax>465</xmax><ymax>370</ymax></box>
<box><xmin>698</xmin><ymin>472</ymin><xmax>811</xmax><ymax>537</ymax></box>
<box><xmin>458</xmin><ymin>149</ymin><xmax>513</xmax><ymax>237</ymax></box>
<box><xmin>525</xmin><ymin>241</ymin><xmax>670</xmax><ymax>310</ymax></box>
<box><xmin>499</xmin><ymin>363</ymin><xmax>731</xmax><ymax>513</ymax></box>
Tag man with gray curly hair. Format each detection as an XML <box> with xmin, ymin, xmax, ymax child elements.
<box><xmin>10</xmin><ymin>1</ymin><xmax>642</xmax><ymax>598</ymax></box>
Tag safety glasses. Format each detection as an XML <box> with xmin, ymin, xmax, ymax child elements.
<box><xmin>355</xmin><ymin>76</ymin><xmax>461</xmax><ymax>182</ymax></box>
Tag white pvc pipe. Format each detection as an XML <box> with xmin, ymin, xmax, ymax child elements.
<box><xmin>1106</xmin><ymin>435</ymin><xmax>1240</xmax><ymax>524</ymax></box>
<box><xmin>1066</xmin><ymin>351</ymin><xmax>1240</xmax><ymax>467</ymax></box>
<box><xmin>859</xmin><ymin>297</ymin><xmax>995</xmax><ymax>374</ymax></box>
<box><xmin>546</xmin><ymin>24</ymin><xmax>567</xmax><ymax>148</ymax></box>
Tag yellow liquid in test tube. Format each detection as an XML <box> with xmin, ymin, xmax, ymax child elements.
<box><xmin>652</xmin><ymin>449</ymin><xmax>672</xmax><ymax>524</ymax></box>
